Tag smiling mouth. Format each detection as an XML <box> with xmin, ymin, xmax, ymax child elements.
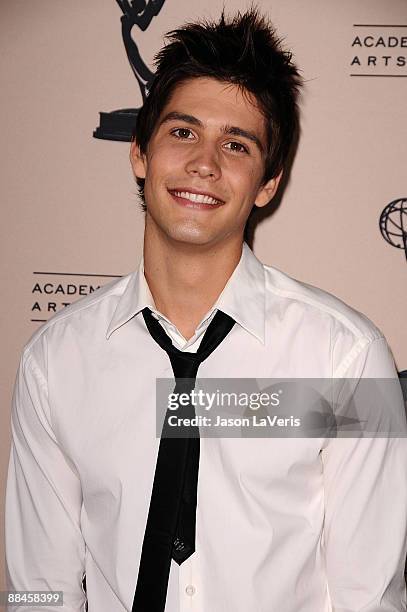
<box><xmin>168</xmin><ymin>189</ymin><xmax>224</xmax><ymax>207</ymax></box>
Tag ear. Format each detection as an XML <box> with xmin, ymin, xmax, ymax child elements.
<box><xmin>254</xmin><ymin>171</ymin><xmax>283</xmax><ymax>208</ymax></box>
<box><xmin>130</xmin><ymin>139</ymin><xmax>147</xmax><ymax>179</ymax></box>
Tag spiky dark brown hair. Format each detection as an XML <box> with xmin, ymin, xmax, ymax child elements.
<box><xmin>133</xmin><ymin>5</ymin><xmax>302</xmax><ymax>210</ymax></box>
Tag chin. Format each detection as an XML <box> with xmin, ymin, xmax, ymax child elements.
<box><xmin>162</xmin><ymin>224</ymin><xmax>219</xmax><ymax>246</ymax></box>
<box><xmin>169</xmin><ymin>231</ymin><xmax>215</xmax><ymax>246</ymax></box>
<box><xmin>161</xmin><ymin>219</ymin><xmax>211</xmax><ymax>242</ymax></box>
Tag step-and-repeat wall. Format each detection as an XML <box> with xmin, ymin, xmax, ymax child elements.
<box><xmin>1</xmin><ymin>0</ymin><xmax>406</xmax><ymax>599</ymax></box>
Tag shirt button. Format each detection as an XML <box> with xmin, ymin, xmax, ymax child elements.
<box><xmin>185</xmin><ymin>584</ymin><xmax>196</xmax><ymax>596</ymax></box>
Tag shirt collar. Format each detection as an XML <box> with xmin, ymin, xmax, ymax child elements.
<box><xmin>106</xmin><ymin>242</ymin><xmax>266</xmax><ymax>344</ymax></box>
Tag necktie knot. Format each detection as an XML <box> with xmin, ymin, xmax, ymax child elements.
<box><xmin>142</xmin><ymin>306</ymin><xmax>235</xmax><ymax>366</ymax></box>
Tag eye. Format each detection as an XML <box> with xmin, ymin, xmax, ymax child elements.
<box><xmin>224</xmin><ymin>141</ymin><xmax>249</xmax><ymax>154</ymax></box>
<box><xmin>170</xmin><ymin>127</ymin><xmax>195</xmax><ymax>139</ymax></box>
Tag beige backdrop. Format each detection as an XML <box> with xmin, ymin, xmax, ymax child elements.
<box><xmin>1</xmin><ymin>0</ymin><xmax>406</xmax><ymax>604</ymax></box>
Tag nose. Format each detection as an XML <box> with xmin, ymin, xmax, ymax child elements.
<box><xmin>184</xmin><ymin>141</ymin><xmax>221</xmax><ymax>180</ymax></box>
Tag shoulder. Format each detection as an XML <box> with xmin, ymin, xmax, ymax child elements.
<box><xmin>22</xmin><ymin>272</ymin><xmax>134</xmax><ymax>364</ymax></box>
<box><xmin>262</xmin><ymin>263</ymin><xmax>383</xmax><ymax>343</ymax></box>
<box><xmin>260</xmin><ymin>263</ymin><xmax>392</xmax><ymax>377</ymax></box>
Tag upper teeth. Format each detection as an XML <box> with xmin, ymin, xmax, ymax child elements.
<box><xmin>173</xmin><ymin>191</ymin><xmax>220</xmax><ymax>204</ymax></box>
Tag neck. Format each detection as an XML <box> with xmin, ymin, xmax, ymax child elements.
<box><xmin>143</xmin><ymin>219</ymin><xmax>243</xmax><ymax>340</ymax></box>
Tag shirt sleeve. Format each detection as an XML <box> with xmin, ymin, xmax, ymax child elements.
<box><xmin>5</xmin><ymin>350</ymin><xmax>87</xmax><ymax>612</ymax></box>
<box><xmin>322</xmin><ymin>336</ymin><xmax>407</xmax><ymax>612</ymax></box>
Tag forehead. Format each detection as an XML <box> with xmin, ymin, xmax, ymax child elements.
<box><xmin>159</xmin><ymin>76</ymin><xmax>266</xmax><ymax>136</ymax></box>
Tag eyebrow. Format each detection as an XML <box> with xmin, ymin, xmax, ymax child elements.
<box><xmin>158</xmin><ymin>111</ymin><xmax>264</xmax><ymax>153</ymax></box>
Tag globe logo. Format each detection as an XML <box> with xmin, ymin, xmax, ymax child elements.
<box><xmin>379</xmin><ymin>198</ymin><xmax>407</xmax><ymax>261</ymax></box>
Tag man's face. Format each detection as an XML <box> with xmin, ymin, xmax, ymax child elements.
<box><xmin>131</xmin><ymin>76</ymin><xmax>281</xmax><ymax>248</ymax></box>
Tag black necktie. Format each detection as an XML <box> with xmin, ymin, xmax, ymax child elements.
<box><xmin>132</xmin><ymin>307</ymin><xmax>235</xmax><ymax>612</ymax></box>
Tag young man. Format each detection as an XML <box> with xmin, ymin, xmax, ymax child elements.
<box><xmin>5</xmin><ymin>8</ymin><xmax>407</xmax><ymax>612</ymax></box>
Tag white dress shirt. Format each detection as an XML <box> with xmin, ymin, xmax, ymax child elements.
<box><xmin>5</xmin><ymin>242</ymin><xmax>407</xmax><ymax>612</ymax></box>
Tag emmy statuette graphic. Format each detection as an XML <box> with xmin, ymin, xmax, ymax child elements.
<box><xmin>94</xmin><ymin>0</ymin><xmax>166</xmax><ymax>142</ymax></box>
<box><xmin>379</xmin><ymin>197</ymin><xmax>407</xmax><ymax>262</ymax></box>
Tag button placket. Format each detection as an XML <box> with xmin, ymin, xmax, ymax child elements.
<box><xmin>179</xmin><ymin>556</ymin><xmax>196</xmax><ymax>610</ymax></box>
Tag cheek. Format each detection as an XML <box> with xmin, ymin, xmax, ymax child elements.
<box><xmin>229</xmin><ymin>164</ymin><xmax>259</xmax><ymax>194</ymax></box>
<box><xmin>147</xmin><ymin>148</ymin><xmax>177</xmax><ymax>181</ymax></box>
